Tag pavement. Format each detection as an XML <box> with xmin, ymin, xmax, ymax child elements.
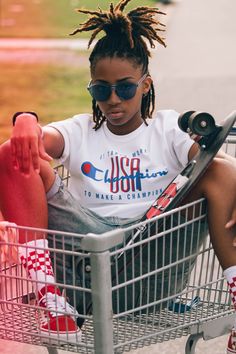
<box><xmin>150</xmin><ymin>0</ymin><xmax>236</xmax><ymax>122</ymax></box>
<box><xmin>0</xmin><ymin>0</ymin><xmax>236</xmax><ymax>353</ymax></box>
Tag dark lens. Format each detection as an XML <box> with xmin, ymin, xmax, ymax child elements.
<box><xmin>88</xmin><ymin>84</ymin><xmax>111</xmax><ymax>101</ymax></box>
<box><xmin>116</xmin><ymin>83</ymin><xmax>137</xmax><ymax>100</ymax></box>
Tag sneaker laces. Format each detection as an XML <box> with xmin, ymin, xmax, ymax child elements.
<box><xmin>39</xmin><ymin>292</ymin><xmax>79</xmax><ymax>320</ymax></box>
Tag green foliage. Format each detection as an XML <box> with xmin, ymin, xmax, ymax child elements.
<box><xmin>0</xmin><ymin>0</ymin><xmax>161</xmax><ymax>142</ymax></box>
<box><xmin>0</xmin><ymin>59</ymin><xmax>91</xmax><ymax>143</ymax></box>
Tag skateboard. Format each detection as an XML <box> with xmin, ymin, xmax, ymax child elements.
<box><xmin>124</xmin><ymin>110</ymin><xmax>236</xmax><ymax>245</ymax></box>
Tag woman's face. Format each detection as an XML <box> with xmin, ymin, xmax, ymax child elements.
<box><xmin>90</xmin><ymin>57</ymin><xmax>152</xmax><ymax>135</ymax></box>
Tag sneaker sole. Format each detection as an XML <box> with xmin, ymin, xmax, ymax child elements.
<box><xmin>40</xmin><ymin>329</ymin><xmax>82</xmax><ymax>345</ymax></box>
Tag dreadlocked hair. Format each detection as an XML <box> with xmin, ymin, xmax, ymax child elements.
<box><xmin>71</xmin><ymin>0</ymin><xmax>166</xmax><ymax>130</ymax></box>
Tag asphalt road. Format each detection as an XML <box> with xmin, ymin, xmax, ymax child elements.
<box><xmin>150</xmin><ymin>0</ymin><xmax>236</xmax><ymax>122</ymax></box>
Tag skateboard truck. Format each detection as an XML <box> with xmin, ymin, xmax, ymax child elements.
<box><xmin>178</xmin><ymin>111</ymin><xmax>222</xmax><ymax>149</ymax></box>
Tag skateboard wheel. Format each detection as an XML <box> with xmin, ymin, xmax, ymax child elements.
<box><xmin>178</xmin><ymin>111</ymin><xmax>196</xmax><ymax>132</ymax></box>
<box><xmin>189</xmin><ymin>112</ymin><xmax>216</xmax><ymax>136</ymax></box>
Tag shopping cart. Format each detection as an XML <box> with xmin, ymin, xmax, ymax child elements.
<box><xmin>0</xmin><ymin>136</ymin><xmax>236</xmax><ymax>354</ymax></box>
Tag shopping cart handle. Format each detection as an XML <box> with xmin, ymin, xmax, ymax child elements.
<box><xmin>80</xmin><ymin>229</ymin><xmax>125</xmax><ymax>252</ymax></box>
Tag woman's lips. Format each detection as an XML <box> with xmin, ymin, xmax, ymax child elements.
<box><xmin>107</xmin><ymin>111</ymin><xmax>124</xmax><ymax>119</ymax></box>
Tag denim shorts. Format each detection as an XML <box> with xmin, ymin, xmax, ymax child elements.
<box><xmin>47</xmin><ymin>173</ymin><xmax>141</xmax><ymax>235</ymax></box>
<box><xmin>47</xmin><ymin>174</ymin><xmax>208</xmax><ymax>323</ymax></box>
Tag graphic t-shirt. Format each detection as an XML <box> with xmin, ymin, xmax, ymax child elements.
<box><xmin>48</xmin><ymin>110</ymin><xmax>194</xmax><ymax>218</ymax></box>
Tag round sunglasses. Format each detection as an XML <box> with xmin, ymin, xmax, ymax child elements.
<box><xmin>87</xmin><ymin>73</ymin><xmax>147</xmax><ymax>102</ymax></box>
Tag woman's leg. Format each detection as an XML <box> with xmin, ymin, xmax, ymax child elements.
<box><xmin>182</xmin><ymin>157</ymin><xmax>236</xmax><ymax>353</ymax></box>
<box><xmin>0</xmin><ymin>140</ymin><xmax>81</xmax><ymax>341</ymax></box>
<box><xmin>183</xmin><ymin>157</ymin><xmax>236</xmax><ymax>270</ymax></box>
<box><xmin>0</xmin><ymin>140</ymin><xmax>55</xmax><ymax>241</ymax></box>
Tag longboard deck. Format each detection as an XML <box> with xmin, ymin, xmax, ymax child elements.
<box><xmin>143</xmin><ymin>111</ymin><xmax>236</xmax><ymax>220</ymax></box>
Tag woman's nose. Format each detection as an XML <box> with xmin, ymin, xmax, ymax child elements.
<box><xmin>107</xmin><ymin>87</ymin><xmax>122</xmax><ymax>104</ymax></box>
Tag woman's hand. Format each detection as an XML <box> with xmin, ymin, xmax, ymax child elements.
<box><xmin>10</xmin><ymin>113</ymin><xmax>52</xmax><ymax>175</ymax></box>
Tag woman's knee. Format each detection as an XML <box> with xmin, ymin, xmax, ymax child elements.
<box><xmin>200</xmin><ymin>157</ymin><xmax>236</xmax><ymax>197</ymax></box>
<box><xmin>39</xmin><ymin>159</ymin><xmax>56</xmax><ymax>192</ymax></box>
<box><xmin>0</xmin><ymin>140</ymin><xmax>55</xmax><ymax>191</ymax></box>
<box><xmin>0</xmin><ymin>140</ymin><xmax>14</xmax><ymax>175</ymax></box>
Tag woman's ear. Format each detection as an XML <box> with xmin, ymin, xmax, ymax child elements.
<box><xmin>142</xmin><ymin>75</ymin><xmax>153</xmax><ymax>95</ymax></box>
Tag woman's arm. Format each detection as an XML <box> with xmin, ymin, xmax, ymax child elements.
<box><xmin>188</xmin><ymin>142</ymin><xmax>199</xmax><ymax>161</ymax></box>
<box><xmin>187</xmin><ymin>142</ymin><xmax>236</xmax><ymax>164</ymax></box>
<box><xmin>42</xmin><ymin>126</ymin><xmax>65</xmax><ymax>160</ymax></box>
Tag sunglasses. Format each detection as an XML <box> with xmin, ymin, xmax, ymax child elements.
<box><xmin>87</xmin><ymin>73</ymin><xmax>148</xmax><ymax>102</ymax></box>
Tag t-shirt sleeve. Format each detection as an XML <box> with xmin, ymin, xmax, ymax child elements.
<box><xmin>164</xmin><ymin>110</ymin><xmax>194</xmax><ymax>168</ymax></box>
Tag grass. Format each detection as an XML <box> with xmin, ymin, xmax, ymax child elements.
<box><xmin>0</xmin><ymin>0</ymin><xmax>162</xmax><ymax>142</ymax></box>
<box><xmin>0</xmin><ymin>0</ymin><xmax>160</xmax><ymax>38</ymax></box>
<box><xmin>0</xmin><ymin>58</ymin><xmax>91</xmax><ymax>143</ymax></box>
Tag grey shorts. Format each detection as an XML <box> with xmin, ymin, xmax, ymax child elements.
<box><xmin>47</xmin><ymin>175</ymin><xmax>208</xmax><ymax>321</ymax></box>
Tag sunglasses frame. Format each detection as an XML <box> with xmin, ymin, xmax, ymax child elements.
<box><xmin>87</xmin><ymin>73</ymin><xmax>148</xmax><ymax>102</ymax></box>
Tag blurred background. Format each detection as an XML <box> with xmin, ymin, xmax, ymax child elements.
<box><xmin>1</xmin><ymin>0</ymin><xmax>235</xmax><ymax>144</ymax></box>
<box><xmin>0</xmin><ymin>0</ymin><xmax>160</xmax><ymax>143</ymax></box>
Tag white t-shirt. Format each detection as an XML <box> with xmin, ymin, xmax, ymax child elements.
<box><xmin>48</xmin><ymin>110</ymin><xmax>194</xmax><ymax>218</ymax></box>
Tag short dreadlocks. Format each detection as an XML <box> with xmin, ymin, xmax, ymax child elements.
<box><xmin>71</xmin><ymin>0</ymin><xmax>166</xmax><ymax>130</ymax></box>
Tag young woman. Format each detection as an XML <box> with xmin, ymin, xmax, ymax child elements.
<box><xmin>1</xmin><ymin>0</ymin><xmax>236</xmax><ymax>351</ymax></box>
